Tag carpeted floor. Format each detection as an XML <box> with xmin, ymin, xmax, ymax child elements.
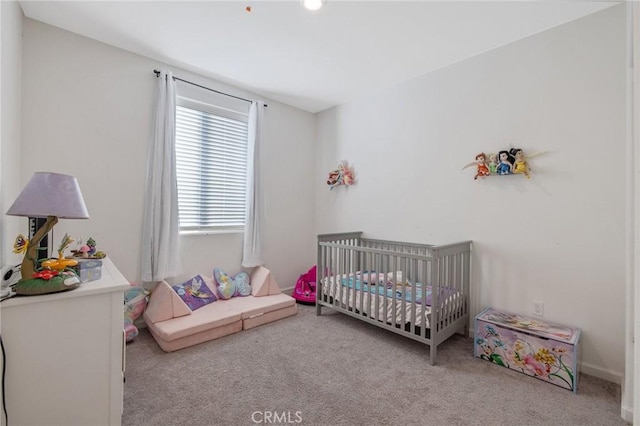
<box><xmin>123</xmin><ymin>304</ymin><xmax>628</xmax><ymax>426</ymax></box>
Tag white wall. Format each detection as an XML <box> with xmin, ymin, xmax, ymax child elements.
<box><xmin>316</xmin><ymin>5</ymin><xmax>626</xmax><ymax>380</ymax></box>
<box><xmin>15</xmin><ymin>2</ymin><xmax>629</xmax><ymax>386</ymax></box>
<box><xmin>20</xmin><ymin>19</ymin><xmax>317</xmax><ymax>290</ymax></box>
<box><xmin>0</xmin><ymin>0</ymin><xmax>23</xmax><ymax>268</ymax></box>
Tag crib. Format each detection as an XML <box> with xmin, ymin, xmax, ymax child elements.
<box><xmin>316</xmin><ymin>232</ymin><xmax>472</xmax><ymax>365</ymax></box>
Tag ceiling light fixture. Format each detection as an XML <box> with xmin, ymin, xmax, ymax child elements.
<box><xmin>302</xmin><ymin>0</ymin><xmax>324</xmax><ymax>11</ymax></box>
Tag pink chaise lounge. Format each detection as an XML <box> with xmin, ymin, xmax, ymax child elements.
<box><xmin>143</xmin><ymin>266</ymin><xmax>298</xmax><ymax>352</ymax></box>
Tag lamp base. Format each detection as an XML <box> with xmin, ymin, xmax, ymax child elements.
<box><xmin>14</xmin><ymin>272</ymin><xmax>81</xmax><ymax>296</ymax></box>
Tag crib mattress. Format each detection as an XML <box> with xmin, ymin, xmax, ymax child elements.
<box><xmin>321</xmin><ymin>275</ymin><xmax>463</xmax><ymax>329</ymax></box>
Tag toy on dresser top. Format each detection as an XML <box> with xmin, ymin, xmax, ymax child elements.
<box><xmin>71</xmin><ymin>236</ymin><xmax>106</xmax><ymax>259</ymax></box>
<box><xmin>10</xmin><ymin>232</ymin><xmax>82</xmax><ymax>295</ymax></box>
<box><xmin>8</xmin><ymin>233</ymin><xmax>108</xmax><ymax>295</ymax></box>
<box><xmin>62</xmin><ymin>236</ymin><xmax>104</xmax><ymax>283</ymax></box>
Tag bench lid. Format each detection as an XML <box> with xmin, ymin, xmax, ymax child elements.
<box><xmin>476</xmin><ymin>307</ymin><xmax>580</xmax><ymax>344</ymax></box>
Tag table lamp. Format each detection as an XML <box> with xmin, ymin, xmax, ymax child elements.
<box><xmin>6</xmin><ymin>172</ymin><xmax>90</xmax><ymax>295</ymax></box>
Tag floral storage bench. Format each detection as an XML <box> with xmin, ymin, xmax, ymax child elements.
<box><xmin>474</xmin><ymin>307</ymin><xmax>581</xmax><ymax>393</ymax></box>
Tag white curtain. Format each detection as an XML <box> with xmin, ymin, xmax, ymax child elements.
<box><xmin>140</xmin><ymin>70</ymin><xmax>183</xmax><ymax>282</ymax></box>
<box><xmin>242</xmin><ymin>101</ymin><xmax>265</xmax><ymax>267</ymax></box>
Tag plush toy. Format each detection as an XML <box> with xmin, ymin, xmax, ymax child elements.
<box><xmin>496</xmin><ymin>150</ymin><xmax>514</xmax><ymax>175</ymax></box>
<box><xmin>213</xmin><ymin>268</ymin><xmax>251</xmax><ymax>299</ymax></box>
<box><xmin>510</xmin><ymin>148</ymin><xmax>531</xmax><ymax>178</ymax></box>
<box><xmin>327</xmin><ymin>161</ymin><xmax>356</xmax><ymax>189</ymax></box>
<box><xmin>463</xmin><ymin>149</ymin><xmax>545</xmax><ymax>179</ymax></box>
<box><xmin>473</xmin><ymin>152</ymin><xmax>490</xmax><ymax>180</ymax></box>
<box><xmin>124</xmin><ymin>284</ymin><xmax>148</xmax><ymax>342</ymax></box>
<box><xmin>488</xmin><ymin>153</ymin><xmax>498</xmax><ymax>174</ymax></box>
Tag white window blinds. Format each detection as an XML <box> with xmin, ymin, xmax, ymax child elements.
<box><xmin>175</xmin><ymin>98</ymin><xmax>249</xmax><ymax>232</ymax></box>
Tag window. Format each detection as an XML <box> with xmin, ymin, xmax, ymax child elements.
<box><xmin>175</xmin><ymin>98</ymin><xmax>249</xmax><ymax>233</ymax></box>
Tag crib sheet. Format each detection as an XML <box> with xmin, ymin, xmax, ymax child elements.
<box><xmin>321</xmin><ymin>274</ymin><xmax>463</xmax><ymax>328</ymax></box>
<box><xmin>341</xmin><ymin>275</ymin><xmax>457</xmax><ymax>305</ymax></box>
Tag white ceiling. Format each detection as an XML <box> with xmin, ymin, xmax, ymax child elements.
<box><xmin>19</xmin><ymin>1</ymin><xmax>617</xmax><ymax>113</ymax></box>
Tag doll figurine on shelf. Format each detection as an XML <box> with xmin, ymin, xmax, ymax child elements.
<box><xmin>473</xmin><ymin>153</ymin><xmax>490</xmax><ymax>180</ymax></box>
<box><xmin>326</xmin><ymin>169</ymin><xmax>341</xmax><ymax>188</ymax></box>
<box><xmin>488</xmin><ymin>153</ymin><xmax>498</xmax><ymax>174</ymax></box>
<box><xmin>464</xmin><ymin>148</ymin><xmax>545</xmax><ymax>180</ymax></box>
<box><xmin>510</xmin><ymin>148</ymin><xmax>530</xmax><ymax>179</ymax></box>
<box><xmin>496</xmin><ymin>150</ymin><xmax>514</xmax><ymax>175</ymax></box>
<box><xmin>462</xmin><ymin>153</ymin><xmax>491</xmax><ymax>180</ymax></box>
<box><xmin>341</xmin><ymin>162</ymin><xmax>355</xmax><ymax>186</ymax></box>
<box><xmin>327</xmin><ymin>161</ymin><xmax>355</xmax><ymax>189</ymax></box>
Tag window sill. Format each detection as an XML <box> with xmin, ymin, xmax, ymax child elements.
<box><xmin>180</xmin><ymin>229</ymin><xmax>243</xmax><ymax>236</ymax></box>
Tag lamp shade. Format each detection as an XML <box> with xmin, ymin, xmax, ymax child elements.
<box><xmin>6</xmin><ymin>172</ymin><xmax>90</xmax><ymax>219</ymax></box>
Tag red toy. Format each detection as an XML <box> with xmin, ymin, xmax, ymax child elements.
<box><xmin>293</xmin><ymin>265</ymin><xmax>317</xmax><ymax>305</ymax></box>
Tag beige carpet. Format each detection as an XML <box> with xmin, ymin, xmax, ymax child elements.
<box><xmin>123</xmin><ymin>304</ymin><xmax>628</xmax><ymax>426</ymax></box>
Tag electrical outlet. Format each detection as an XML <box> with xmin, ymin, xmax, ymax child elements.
<box><xmin>533</xmin><ymin>300</ymin><xmax>544</xmax><ymax>317</ymax></box>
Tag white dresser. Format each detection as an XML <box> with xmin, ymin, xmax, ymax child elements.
<box><xmin>0</xmin><ymin>257</ymin><xmax>129</xmax><ymax>426</ymax></box>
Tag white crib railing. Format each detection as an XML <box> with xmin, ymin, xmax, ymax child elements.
<box><xmin>316</xmin><ymin>232</ymin><xmax>471</xmax><ymax>365</ymax></box>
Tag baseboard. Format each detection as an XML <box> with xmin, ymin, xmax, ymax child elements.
<box><xmin>280</xmin><ymin>285</ymin><xmax>294</xmax><ymax>296</ymax></box>
<box><xmin>621</xmin><ymin>405</ymin><xmax>633</xmax><ymax>423</ymax></box>
<box><xmin>579</xmin><ymin>361</ymin><xmax>622</xmax><ymax>385</ymax></box>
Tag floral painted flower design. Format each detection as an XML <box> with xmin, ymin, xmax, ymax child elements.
<box><xmin>33</xmin><ymin>270</ymin><xmax>59</xmax><ymax>280</ymax></box>
<box><xmin>476</xmin><ymin>324</ymin><xmax>575</xmax><ymax>390</ymax></box>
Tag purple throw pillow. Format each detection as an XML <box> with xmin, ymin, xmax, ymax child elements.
<box><xmin>172</xmin><ymin>275</ymin><xmax>217</xmax><ymax>311</ymax></box>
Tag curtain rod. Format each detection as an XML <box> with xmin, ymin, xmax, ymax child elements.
<box><xmin>153</xmin><ymin>70</ymin><xmax>267</xmax><ymax>107</ymax></box>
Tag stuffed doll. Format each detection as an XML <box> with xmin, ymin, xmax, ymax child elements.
<box><xmin>124</xmin><ymin>284</ymin><xmax>149</xmax><ymax>342</ymax></box>
<box><xmin>510</xmin><ymin>148</ymin><xmax>531</xmax><ymax>179</ymax></box>
<box><xmin>473</xmin><ymin>152</ymin><xmax>490</xmax><ymax>180</ymax></box>
<box><xmin>462</xmin><ymin>153</ymin><xmax>495</xmax><ymax>179</ymax></box>
<box><xmin>497</xmin><ymin>150</ymin><xmax>514</xmax><ymax>175</ymax></box>
<box><xmin>327</xmin><ymin>161</ymin><xmax>355</xmax><ymax>189</ymax></box>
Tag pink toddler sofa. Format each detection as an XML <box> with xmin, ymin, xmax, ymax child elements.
<box><xmin>143</xmin><ymin>266</ymin><xmax>298</xmax><ymax>352</ymax></box>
